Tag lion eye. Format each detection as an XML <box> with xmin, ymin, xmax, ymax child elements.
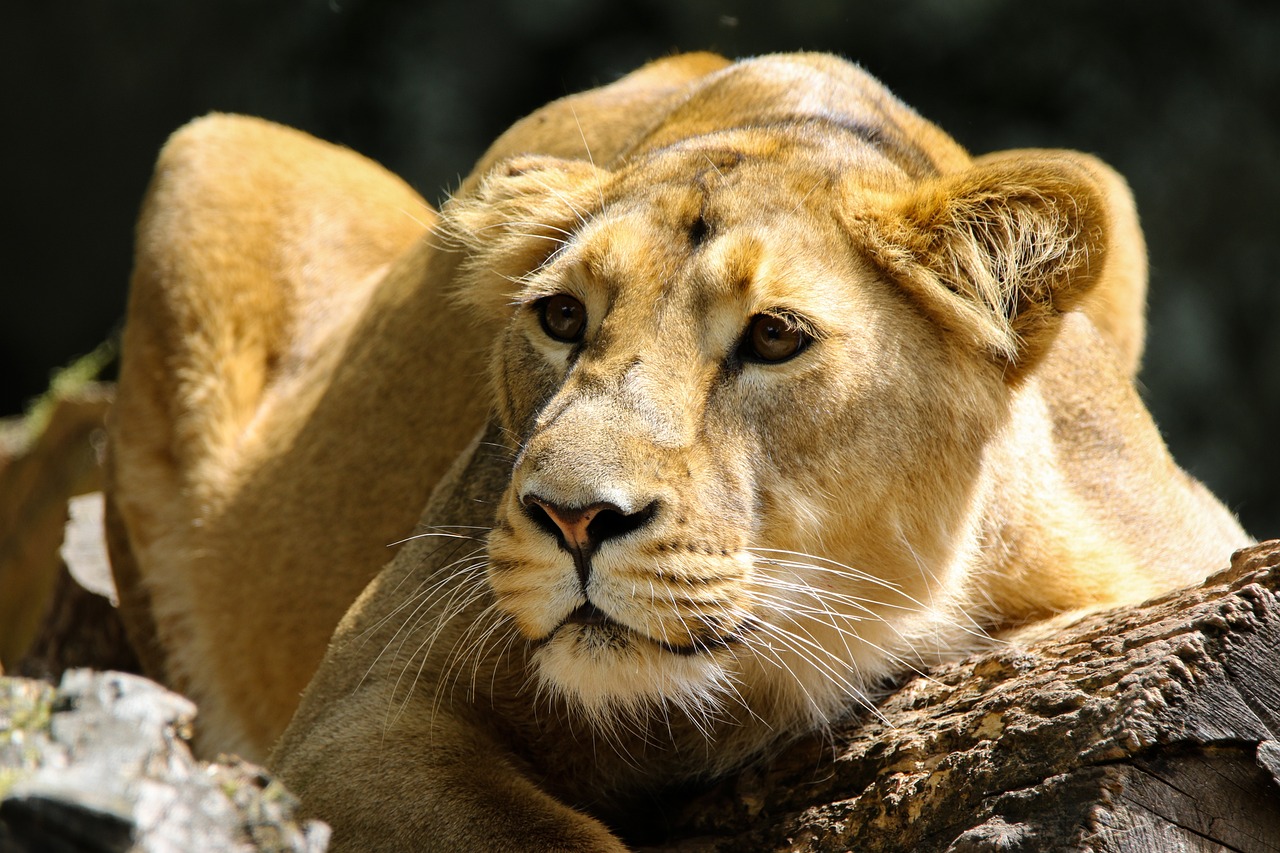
<box><xmin>743</xmin><ymin>313</ymin><xmax>808</xmax><ymax>363</ymax></box>
<box><xmin>538</xmin><ymin>294</ymin><xmax>587</xmax><ymax>343</ymax></box>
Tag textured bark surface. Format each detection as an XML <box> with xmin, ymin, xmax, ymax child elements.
<box><xmin>647</xmin><ymin>540</ymin><xmax>1280</xmax><ymax>852</ymax></box>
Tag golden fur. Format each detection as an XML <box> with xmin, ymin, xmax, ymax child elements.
<box><xmin>107</xmin><ymin>53</ymin><xmax>1249</xmax><ymax>850</ymax></box>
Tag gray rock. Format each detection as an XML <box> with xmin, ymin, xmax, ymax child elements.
<box><xmin>0</xmin><ymin>670</ymin><xmax>328</xmax><ymax>853</ymax></box>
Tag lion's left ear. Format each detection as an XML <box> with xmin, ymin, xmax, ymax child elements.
<box><xmin>851</xmin><ymin>150</ymin><xmax>1111</xmax><ymax>373</ymax></box>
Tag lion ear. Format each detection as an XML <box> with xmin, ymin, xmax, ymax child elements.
<box><xmin>853</xmin><ymin>151</ymin><xmax>1111</xmax><ymax>373</ymax></box>
<box><xmin>445</xmin><ymin>156</ymin><xmax>610</xmax><ymax>316</ymax></box>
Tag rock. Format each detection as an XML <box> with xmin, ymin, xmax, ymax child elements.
<box><xmin>60</xmin><ymin>493</ymin><xmax>116</xmax><ymax>605</ymax></box>
<box><xmin>0</xmin><ymin>670</ymin><xmax>328</xmax><ymax>853</ymax></box>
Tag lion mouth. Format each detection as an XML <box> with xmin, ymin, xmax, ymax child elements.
<box><xmin>552</xmin><ymin>601</ymin><xmax>741</xmax><ymax>658</ymax></box>
<box><xmin>565</xmin><ymin>602</ymin><xmax>612</xmax><ymax>626</ymax></box>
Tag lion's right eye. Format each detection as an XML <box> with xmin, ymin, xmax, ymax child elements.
<box><xmin>537</xmin><ymin>294</ymin><xmax>587</xmax><ymax>343</ymax></box>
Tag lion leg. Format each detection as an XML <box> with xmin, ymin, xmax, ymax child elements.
<box><xmin>269</xmin><ymin>428</ymin><xmax>627</xmax><ymax>852</ymax></box>
<box><xmin>275</xmin><ymin>698</ymin><xmax>628</xmax><ymax>853</ymax></box>
<box><xmin>108</xmin><ymin>114</ymin><xmax>487</xmax><ymax>759</ymax></box>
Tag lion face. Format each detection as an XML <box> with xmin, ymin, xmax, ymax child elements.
<box><xmin>445</xmin><ymin>126</ymin><xmax>1109</xmax><ymax>725</ymax></box>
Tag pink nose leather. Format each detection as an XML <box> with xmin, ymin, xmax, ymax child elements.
<box><xmin>525</xmin><ymin>499</ymin><xmax>616</xmax><ymax>553</ymax></box>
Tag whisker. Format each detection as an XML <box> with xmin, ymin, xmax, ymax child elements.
<box><xmin>354</xmin><ymin>546</ymin><xmax>487</xmax><ymax>647</ymax></box>
<box><xmin>751</xmin><ymin>548</ymin><xmax>903</xmax><ymax>590</ymax></box>
<box><xmin>750</xmin><ymin>587</ymin><xmax>944</xmax><ymax>689</ymax></box>
<box><xmin>387</xmin><ymin>529</ymin><xmax>488</xmax><ymax>547</ymax></box>
<box><xmin>390</xmin><ymin>574</ymin><xmax>493</xmax><ymax>726</ymax></box>
<box><xmin>752</xmin><ymin>549</ymin><xmax>995</xmax><ymax>643</ymax></box>
<box><xmin>746</xmin><ymin>615</ymin><xmax>889</xmax><ymax>724</ymax></box>
<box><xmin>568</xmin><ymin>104</ymin><xmax>606</xmax><ymax>214</ymax></box>
<box><xmin>360</xmin><ymin>559</ymin><xmax>489</xmax><ymax>700</ymax></box>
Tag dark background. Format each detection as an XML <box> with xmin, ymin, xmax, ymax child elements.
<box><xmin>5</xmin><ymin>0</ymin><xmax>1276</xmax><ymax>536</ymax></box>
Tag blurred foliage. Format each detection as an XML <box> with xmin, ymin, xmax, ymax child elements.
<box><xmin>4</xmin><ymin>0</ymin><xmax>1276</xmax><ymax>533</ymax></box>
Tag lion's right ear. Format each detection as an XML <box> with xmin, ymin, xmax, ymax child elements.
<box><xmin>849</xmin><ymin>151</ymin><xmax>1113</xmax><ymax>375</ymax></box>
<box><xmin>444</xmin><ymin>156</ymin><xmax>610</xmax><ymax>317</ymax></box>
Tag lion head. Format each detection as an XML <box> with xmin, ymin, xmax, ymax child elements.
<box><xmin>441</xmin><ymin>65</ymin><xmax>1114</xmax><ymax>730</ymax></box>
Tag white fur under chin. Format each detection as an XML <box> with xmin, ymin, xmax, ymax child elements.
<box><xmin>532</xmin><ymin>625</ymin><xmax>733</xmax><ymax>724</ymax></box>
<box><xmin>530</xmin><ymin>600</ymin><xmax>993</xmax><ymax>756</ymax></box>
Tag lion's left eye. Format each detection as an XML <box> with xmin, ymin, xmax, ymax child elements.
<box><xmin>537</xmin><ymin>294</ymin><xmax>587</xmax><ymax>343</ymax></box>
<box><xmin>742</xmin><ymin>313</ymin><xmax>809</xmax><ymax>363</ymax></box>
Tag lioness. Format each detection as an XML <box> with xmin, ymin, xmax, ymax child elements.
<box><xmin>106</xmin><ymin>52</ymin><xmax>1249</xmax><ymax>850</ymax></box>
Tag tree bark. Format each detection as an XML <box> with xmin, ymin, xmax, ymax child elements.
<box><xmin>648</xmin><ymin>540</ymin><xmax>1280</xmax><ymax>853</ymax></box>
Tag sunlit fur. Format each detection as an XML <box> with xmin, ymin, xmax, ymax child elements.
<box><xmin>108</xmin><ymin>52</ymin><xmax>1251</xmax><ymax>851</ymax></box>
<box><xmin>442</xmin><ymin>133</ymin><xmax>1161</xmax><ymax>742</ymax></box>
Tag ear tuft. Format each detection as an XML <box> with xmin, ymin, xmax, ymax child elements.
<box><xmin>856</xmin><ymin>151</ymin><xmax>1111</xmax><ymax>371</ymax></box>
<box><xmin>442</xmin><ymin>156</ymin><xmax>609</xmax><ymax>317</ymax></box>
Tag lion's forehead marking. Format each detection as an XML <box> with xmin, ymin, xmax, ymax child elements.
<box><xmin>572</xmin><ymin>182</ymin><xmax>854</xmax><ymax>367</ymax></box>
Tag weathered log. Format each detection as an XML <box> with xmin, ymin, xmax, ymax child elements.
<box><xmin>15</xmin><ymin>493</ymin><xmax>140</xmax><ymax>681</ymax></box>
<box><xmin>649</xmin><ymin>540</ymin><xmax>1280</xmax><ymax>852</ymax></box>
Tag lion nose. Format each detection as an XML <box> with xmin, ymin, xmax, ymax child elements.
<box><xmin>522</xmin><ymin>495</ymin><xmax>656</xmax><ymax>557</ymax></box>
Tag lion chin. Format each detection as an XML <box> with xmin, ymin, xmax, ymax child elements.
<box><xmin>107</xmin><ymin>50</ymin><xmax>1250</xmax><ymax>852</ymax></box>
<box><xmin>530</xmin><ymin>616</ymin><xmax>735</xmax><ymax>722</ymax></box>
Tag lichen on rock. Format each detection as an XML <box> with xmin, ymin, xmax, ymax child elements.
<box><xmin>0</xmin><ymin>669</ymin><xmax>328</xmax><ymax>853</ymax></box>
